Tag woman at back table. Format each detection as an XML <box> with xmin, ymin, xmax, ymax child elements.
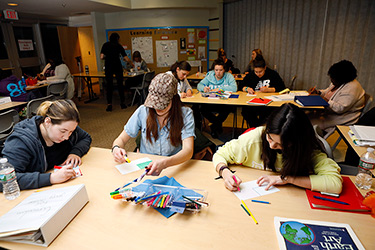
<box><xmin>167</xmin><ymin>61</ymin><xmax>193</xmax><ymax>98</ymax></box>
<box><xmin>309</xmin><ymin>60</ymin><xmax>365</xmax><ymax>135</ymax></box>
<box><xmin>46</xmin><ymin>57</ymin><xmax>75</xmax><ymax>99</ymax></box>
<box><xmin>112</xmin><ymin>73</ymin><xmax>195</xmax><ymax>176</ymax></box>
<box><xmin>213</xmin><ymin>103</ymin><xmax>343</xmax><ymax>194</ymax></box>
<box><xmin>240</xmin><ymin>55</ymin><xmax>285</xmax><ymax>127</ymax></box>
<box><xmin>1</xmin><ymin>100</ymin><xmax>92</xmax><ymax>190</ymax></box>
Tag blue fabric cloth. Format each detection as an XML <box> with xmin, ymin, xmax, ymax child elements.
<box><xmin>197</xmin><ymin>71</ymin><xmax>237</xmax><ymax>92</ymax></box>
<box><xmin>132</xmin><ymin>176</ymin><xmax>202</xmax><ymax>218</ymax></box>
<box><xmin>124</xmin><ymin>105</ymin><xmax>195</xmax><ymax>156</ymax></box>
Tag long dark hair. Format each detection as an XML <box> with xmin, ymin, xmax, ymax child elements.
<box><xmin>170</xmin><ymin>61</ymin><xmax>191</xmax><ymax>79</ymax></box>
<box><xmin>261</xmin><ymin>103</ymin><xmax>321</xmax><ymax>179</ymax></box>
<box><xmin>146</xmin><ymin>95</ymin><xmax>184</xmax><ymax>147</ymax></box>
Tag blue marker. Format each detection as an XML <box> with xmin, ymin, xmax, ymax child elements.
<box><xmin>251</xmin><ymin>199</ymin><xmax>270</xmax><ymax>204</ymax></box>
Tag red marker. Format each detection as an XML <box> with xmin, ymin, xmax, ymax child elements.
<box><xmin>233</xmin><ymin>175</ymin><xmax>241</xmax><ymax>192</ymax></box>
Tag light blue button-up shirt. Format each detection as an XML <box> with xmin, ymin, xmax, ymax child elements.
<box><xmin>124</xmin><ymin>105</ymin><xmax>195</xmax><ymax>156</ymax></box>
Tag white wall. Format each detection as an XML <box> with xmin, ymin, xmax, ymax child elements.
<box><xmin>103</xmin><ymin>9</ymin><xmax>210</xmax><ymax>29</ymax></box>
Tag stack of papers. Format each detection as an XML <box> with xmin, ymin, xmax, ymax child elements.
<box><xmin>349</xmin><ymin>125</ymin><xmax>375</xmax><ymax>146</ymax></box>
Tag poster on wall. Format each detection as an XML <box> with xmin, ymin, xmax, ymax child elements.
<box><xmin>187</xmin><ymin>29</ymin><xmax>195</xmax><ymax>44</ymax></box>
<box><xmin>131</xmin><ymin>37</ymin><xmax>154</xmax><ymax>64</ymax></box>
<box><xmin>198</xmin><ymin>46</ymin><xmax>205</xmax><ymax>59</ymax></box>
<box><xmin>18</xmin><ymin>39</ymin><xmax>34</xmax><ymax>51</ymax></box>
<box><xmin>156</xmin><ymin>40</ymin><xmax>178</xmax><ymax>67</ymax></box>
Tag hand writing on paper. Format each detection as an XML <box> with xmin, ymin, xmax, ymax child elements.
<box><xmin>62</xmin><ymin>154</ymin><xmax>81</xmax><ymax>168</ymax></box>
<box><xmin>256</xmin><ymin>175</ymin><xmax>287</xmax><ymax>191</ymax></box>
<box><xmin>222</xmin><ymin>169</ymin><xmax>242</xmax><ymax>192</ymax></box>
<box><xmin>186</xmin><ymin>89</ymin><xmax>193</xmax><ymax>97</ymax></box>
<box><xmin>50</xmin><ymin>164</ymin><xmax>75</xmax><ymax>184</ymax></box>
<box><xmin>145</xmin><ymin>159</ymin><xmax>167</xmax><ymax>176</ymax></box>
<box><xmin>203</xmin><ymin>86</ymin><xmax>210</xmax><ymax>93</ymax></box>
<box><xmin>112</xmin><ymin>146</ymin><xmax>128</xmax><ymax>163</ymax></box>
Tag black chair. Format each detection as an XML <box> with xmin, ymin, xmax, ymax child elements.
<box><xmin>289</xmin><ymin>75</ymin><xmax>297</xmax><ymax>90</ymax></box>
<box><xmin>47</xmin><ymin>81</ymin><xmax>68</xmax><ymax>100</ymax></box>
<box><xmin>130</xmin><ymin>71</ymin><xmax>155</xmax><ymax>106</ymax></box>
<box><xmin>26</xmin><ymin>95</ymin><xmax>54</xmax><ymax>118</ymax></box>
<box><xmin>0</xmin><ymin>109</ymin><xmax>19</xmax><ymax>154</ymax></box>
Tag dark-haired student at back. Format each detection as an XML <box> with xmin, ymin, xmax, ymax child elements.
<box><xmin>213</xmin><ymin>103</ymin><xmax>343</xmax><ymax>194</ymax></box>
<box><xmin>309</xmin><ymin>60</ymin><xmax>365</xmax><ymax>136</ymax></box>
<box><xmin>240</xmin><ymin>54</ymin><xmax>286</xmax><ymax>128</ymax></box>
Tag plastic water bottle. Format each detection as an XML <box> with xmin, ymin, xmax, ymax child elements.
<box><xmin>355</xmin><ymin>148</ymin><xmax>375</xmax><ymax>190</ymax></box>
<box><xmin>0</xmin><ymin>158</ymin><xmax>20</xmax><ymax>200</ymax></box>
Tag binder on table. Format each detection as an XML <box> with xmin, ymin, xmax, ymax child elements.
<box><xmin>0</xmin><ymin>184</ymin><xmax>89</xmax><ymax>247</ymax></box>
<box><xmin>305</xmin><ymin>177</ymin><xmax>370</xmax><ymax>213</ymax></box>
<box><xmin>294</xmin><ymin>95</ymin><xmax>329</xmax><ymax>107</ymax></box>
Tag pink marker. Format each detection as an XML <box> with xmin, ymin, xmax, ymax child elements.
<box><xmin>233</xmin><ymin>175</ymin><xmax>241</xmax><ymax>192</ymax></box>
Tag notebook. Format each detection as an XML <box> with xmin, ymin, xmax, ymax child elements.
<box><xmin>305</xmin><ymin>177</ymin><xmax>370</xmax><ymax>213</ymax></box>
<box><xmin>294</xmin><ymin>95</ymin><xmax>329</xmax><ymax>107</ymax></box>
<box><xmin>247</xmin><ymin>97</ymin><xmax>272</xmax><ymax>106</ymax></box>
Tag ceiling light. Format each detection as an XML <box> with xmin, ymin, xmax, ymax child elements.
<box><xmin>8</xmin><ymin>3</ymin><xmax>18</xmax><ymax>6</ymax></box>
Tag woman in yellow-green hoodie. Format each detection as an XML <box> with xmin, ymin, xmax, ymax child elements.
<box><xmin>213</xmin><ymin>103</ymin><xmax>343</xmax><ymax>194</ymax></box>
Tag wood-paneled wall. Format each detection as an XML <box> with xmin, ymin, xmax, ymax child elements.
<box><xmin>224</xmin><ymin>0</ymin><xmax>375</xmax><ymax>97</ymax></box>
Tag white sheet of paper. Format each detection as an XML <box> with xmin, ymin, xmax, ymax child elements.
<box><xmin>115</xmin><ymin>157</ymin><xmax>152</xmax><ymax>175</ymax></box>
<box><xmin>233</xmin><ymin>180</ymin><xmax>280</xmax><ymax>200</ymax></box>
<box><xmin>246</xmin><ymin>93</ymin><xmax>256</xmax><ymax>97</ymax></box>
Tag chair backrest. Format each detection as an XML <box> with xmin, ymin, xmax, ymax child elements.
<box><xmin>360</xmin><ymin>93</ymin><xmax>373</xmax><ymax>118</ymax></box>
<box><xmin>142</xmin><ymin>71</ymin><xmax>155</xmax><ymax>88</ymax></box>
<box><xmin>313</xmin><ymin>125</ymin><xmax>333</xmax><ymax>159</ymax></box>
<box><xmin>289</xmin><ymin>75</ymin><xmax>297</xmax><ymax>90</ymax></box>
<box><xmin>47</xmin><ymin>81</ymin><xmax>68</xmax><ymax>100</ymax></box>
<box><xmin>0</xmin><ymin>109</ymin><xmax>19</xmax><ymax>140</ymax></box>
<box><xmin>26</xmin><ymin>95</ymin><xmax>54</xmax><ymax>119</ymax></box>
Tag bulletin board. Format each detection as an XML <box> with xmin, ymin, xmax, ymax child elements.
<box><xmin>106</xmin><ymin>26</ymin><xmax>209</xmax><ymax>74</ymax></box>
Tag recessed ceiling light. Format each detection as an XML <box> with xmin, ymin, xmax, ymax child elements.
<box><xmin>8</xmin><ymin>3</ymin><xmax>19</xmax><ymax>7</ymax></box>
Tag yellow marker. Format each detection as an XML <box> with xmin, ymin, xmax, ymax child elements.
<box><xmin>241</xmin><ymin>200</ymin><xmax>258</xmax><ymax>224</ymax></box>
<box><xmin>124</xmin><ymin>155</ymin><xmax>131</xmax><ymax>163</ymax></box>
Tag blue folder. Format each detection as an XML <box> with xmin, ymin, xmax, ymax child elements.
<box><xmin>294</xmin><ymin>95</ymin><xmax>329</xmax><ymax>107</ymax></box>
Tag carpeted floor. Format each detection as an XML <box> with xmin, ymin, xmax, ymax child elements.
<box><xmin>74</xmin><ymin>84</ymin><xmax>137</xmax><ymax>152</ymax></box>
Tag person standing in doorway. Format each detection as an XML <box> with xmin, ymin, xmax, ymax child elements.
<box><xmin>100</xmin><ymin>32</ymin><xmax>133</xmax><ymax>111</ymax></box>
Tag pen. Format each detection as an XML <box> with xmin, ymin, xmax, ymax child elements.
<box><xmin>313</xmin><ymin>195</ymin><xmax>349</xmax><ymax>205</ymax></box>
<box><xmin>114</xmin><ymin>177</ymin><xmax>138</xmax><ymax>191</ymax></box>
<box><xmin>251</xmin><ymin>199</ymin><xmax>270</xmax><ymax>204</ymax></box>
<box><xmin>124</xmin><ymin>154</ymin><xmax>131</xmax><ymax>163</ymax></box>
<box><xmin>259</xmin><ymin>98</ymin><xmax>264</xmax><ymax>101</ymax></box>
<box><xmin>241</xmin><ymin>200</ymin><xmax>258</xmax><ymax>224</ymax></box>
<box><xmin>308</xmin><ymin>86</ymin><xmax>316</xmax><ymax>95</ymax></box>
<box><xmin>182</xmin><ymin>195</ymin><xmax>202</xmax><ymax>208</ymax></box>
<box><xmin>136</xmin><ymin>168</ymin><xmax>150</xmax><ymax>183</ymax></box>
<box><xmin>240</xmin><ymin>204</ymin><xmax>250</xmax><ymax>216</ymax></box>
<box><xmin>232</xmin><ymin>175</ymin><xmax>241</xmax><ymax>192</ymax></box>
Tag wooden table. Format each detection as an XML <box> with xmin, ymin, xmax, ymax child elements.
<box><xmin>0</xmin><ymin>147</ymin><xmax>373</xmax><ymax>249</ymax></box>
<box><xmin>0</xmin><ymin>101</ymin><xmax>27</xmax><ymax>112</ymax></box>
<box><xmin>181</xmin><ymin>89</ymin><xmax>323</xmax><ymax>109</ymax></box>
<box><xmin>73</xmin><ymin>71</ymin><xmax>144</xmax><ymax>103</ymax></box>
<box><xmin>336</xmin><ymin>125</ymin><xmax>374</xmax><ymax>157</ymax></box>
<box><xmin>187</xmin><ymin>72</ymin><xmax>245</xmax><ymax>81</ymax></box>
<box><xmin>25</xmin><ymin>83</ymin><xmax>49</xmax><ymax>91</ymax></box>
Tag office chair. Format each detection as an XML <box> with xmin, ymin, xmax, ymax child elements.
<box><xmin>0</xmin><ymin>109</ymin><xmax>19</xmax><ymax>154</ymax></box>
<box><xmin>289</xmin><ymin>75</ymin><xmax>297</xmax><ymax>90</ymax></box>
<box><xmin>47</xmin><ymin>81</ymin><xmax>68</xmax><ymax>100</ymax></box>
<box><xmin>313</xmin><ymin>125</ymin><xmax>333</xmax><ymax>159</ymax></box>
<box><xmin>130</xmin><ymin>71</ymin><xmax>155</xmax><ymax>106</ymax></box>
<box><xmin>26</xmin><ymin>95</ymin><xmax>54</xmax><ymax>119</ymax></box>
<box><xmin>330</xmin><ymin>93</ymin><xmax>374</xmax><ymax>150</ymax></box>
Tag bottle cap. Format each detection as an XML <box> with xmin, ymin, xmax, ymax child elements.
<box><xmin>0</xmin><ymin>158</ymin><xmax>8</xmax><ymax>163</ymax></box>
